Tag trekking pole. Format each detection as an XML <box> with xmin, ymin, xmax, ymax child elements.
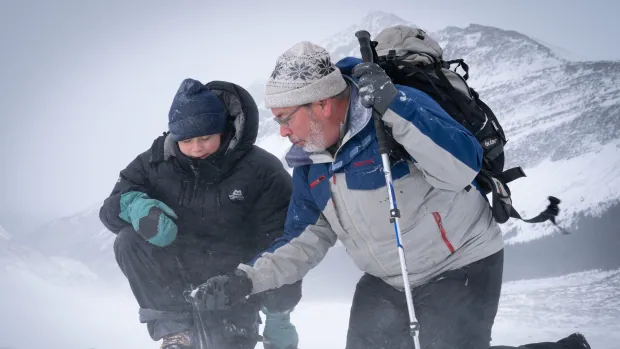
<box><xmin>355</xmin><ymin>30</ymin><xmax>421</xmax><ymax>349</ymax></box>
<box><xmin>167</xmin><ymin>245</ymin><xmax>210</xmax><ymax>349</ymax></box>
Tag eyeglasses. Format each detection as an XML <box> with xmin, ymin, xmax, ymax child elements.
<box><xmin>273</xmin><ymin>105</ymin><xmax>304</xmax><ymax>127</ymax></box>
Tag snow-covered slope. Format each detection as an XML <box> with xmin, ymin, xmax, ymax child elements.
<box><xmin>3</xmin><ymin>210</ymin><xmax>111</xmax><ymax>285</ymax></box>
<box><xmin>431</xmin><ymin>24</ymin><xmax>620</xmax><ymax>242</ymax></box>
<box><xmin>1</xmin><ymin>233</ymin><xmax>100</xmax><ymax>284</ymax></box>
<box><xmin>530</xmin><ymin>37</ymin><xmax>586</xmax><ymax>62</ymax></box>
<box><xmin>13</xmin><ymin>203</ymin><xmax>120</xmax><ymax>283</ymax></box>
<box><xmin>433</xmin><ymin>24</ymin><xmax>566</xmax><ymax>88</ymax></box>
<box><xmin>1</xmin><ymin>264</ymin><xmax>616</xmax><ymax>349</ymax></box>
<box><xmin>322</xmin><ymin>11</ymin><xmax>416</xmax><ymax>61</ymax></box>
<box><xmin>271</xmin><ymin>269</ymin><xmax>619</xmax><ymax>349</ymax></box>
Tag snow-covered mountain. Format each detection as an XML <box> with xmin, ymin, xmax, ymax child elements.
<box><xmin>11</xmin><ymin>203</ymin><xmax>121</xmax><ymax>284</ymax></box>
<box><xmin>9</xmin><ymin>11</ymin><xmax>620</xmax><ymax>288</ymax></box>
<box><xmin>1</xmin><ymin>225</ymin><xmax>100</xmax><ymax>284</ymax></box>
<box><xmin>426</xmin><ymin>24</ymin><xmax>620</xmax><ymax>242</ymax></box>
<box><xmin>322</xmin><ymin>11</ymin><xmax>416</xmax><ymax>61</ymax></box>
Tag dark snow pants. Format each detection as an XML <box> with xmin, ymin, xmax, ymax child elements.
<box><xmin>113</xmin><ymin>226</ymin><xmax>301</xmax><ymax>348</ymax></box>
<box><xmin>346</xmin><ymin>249</ymin><xmax>572</xmax><ymax>349</ymax></box>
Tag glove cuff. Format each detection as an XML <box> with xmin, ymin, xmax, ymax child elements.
<box><xmin>262</xmin><ymin>307</ymin><xmax>293</xmax><ymax>316</ymax></box>
<box><xmin>228</xmin><ymin>269</ymin><xmax>253</xmax><ymax>303</ymax></box>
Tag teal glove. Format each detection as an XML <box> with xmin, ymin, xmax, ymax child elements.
<box><xmin>262</xmin><ymin>308</ymin><xmax>299</xmax><ymax>349</ymax></box>
<box><xmin>118</xmin><ymin>191</ymin><xmax>178</xmax><ymax>247</ymax></box>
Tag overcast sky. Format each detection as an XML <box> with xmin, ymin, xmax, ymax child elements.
<box><xmin>1</xmin><ymin>0</ymin><xmax>618</xmax><ymax>234</ymax></box>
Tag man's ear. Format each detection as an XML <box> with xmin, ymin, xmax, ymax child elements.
<box><xmin>317</xmin><ymin>98</ymin><xmax>332</xmax><ymax>119</ymax></box>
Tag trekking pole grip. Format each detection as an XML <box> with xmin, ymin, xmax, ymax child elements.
<box><xmin>355</xmin><ymin>30</ymin><xmax>390</xmax><ymax>155</ymax></box>
<box><xmin>355</xmin><ymin>30</ymin><xmax>374</xmax><ymax>63</ymax></box>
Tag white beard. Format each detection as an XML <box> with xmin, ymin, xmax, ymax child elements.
<box><xmin>301</xmin><ymin>116</ymin><xmax>328</xmax><ymax>153</ymax></box>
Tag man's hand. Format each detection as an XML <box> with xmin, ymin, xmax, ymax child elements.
<box><xmin>192</xmin><ymin>269</ymin><xmax>253</xmax><ymax>311</ymax></box>
<box><xmin>353</xmin><ymin>62</ymin><xmax>398</xmax><ymax>115</ymax></box>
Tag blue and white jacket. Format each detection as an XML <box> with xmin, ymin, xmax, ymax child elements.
<box><xmin>238</xmin><ymin>57</ymin><xmax>503</xmax><ymax>293</ymax></box>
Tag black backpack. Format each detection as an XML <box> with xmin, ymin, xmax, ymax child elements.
<box><xmin>370</xmin><ymin>25</ymin><xmax>562</xmax><ymax>227</ymax></box>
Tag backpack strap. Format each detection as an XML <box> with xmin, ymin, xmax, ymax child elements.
<box><xmin>471</xmin><ymin>90</ymin><xmax>507</xmax><ymax>144</ymax></box>
<box><xmin>476</xmin><ymin>171</ymin><xmax>566</xmax><ymax>232</ymax></box>
<box><xmin>509</xmin><ymin>197</ymin><xmax>559</xmax><ymax>223</ymax></box>
<box><xmin>434</xmin><ymin>66</ymin><xmax>475</xmax><ymax>115</ymax></box>
<box><xmin>497</xmin><ymin>166</ymin><xmax>526</xmax><ymax>184</ymax></box>
<box><xmin>384</xmin><ymin>61</ymin><xmax>445</xmax><ymax>102</ymax></box>
<box><xmin>384</xmin><ymin>124</ymin><xmax>410</xmax><ymax>164</ymax></box>
<box><xmin>508</xmin><ymin>197</ymin><xmax>570</xmax><ymax>234</ymax></box>
<box><xmin>444</xmin><ymin>59</ymin><xmax>469</xmax><ymax>81</ymax></box>
<box><xmin>385</xmin><ymin>122</ymin><xmax>563</xmax><ymax>231</ymax></box>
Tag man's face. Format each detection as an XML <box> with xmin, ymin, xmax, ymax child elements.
<box><xmin>177</xmin><ymin>134</ymin><xmax>222</xmax><ymax>159</ymax></box>
<box><xmin>272</xmin><ymin>103</ymin><xmax>331</xmax><ymax>152</ymax></box>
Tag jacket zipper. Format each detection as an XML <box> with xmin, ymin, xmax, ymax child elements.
<box><xmin>331</xmin><ymin>78</ymin><xmax>367</xmax><ymax>160</ymax></box>
<box><xmin>189</xmin><ymin>162</ymin><xmax>206</xmax><ymax>220</ymax></box>
<box><xmin>202</xmin><ymin>185</ymin><xmax>208</xmax><ymax>220</ymax></box>
<box><xmin>178</xmin><ymin>181</ymin><xmax>187</xmax><ymax>205</ymax></box>
<box><xmin>189</xmin><ymin>163</ymin><xmax>200</xmax><ymax>203</ymax></box>
<box><xmin>216</xmin><ymin>190</ymin><xmax>221</xmax><ymax>222</ymax></box>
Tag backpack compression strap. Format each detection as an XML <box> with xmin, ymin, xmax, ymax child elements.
<box><xmin>509</xmin><ymin>197</ymin><xmax>570</xmax><ymax>234</ymax></box>
<box><xmin>477</xmin><ymin>172</ymin><xmax>568</xmax><ymax>233</ymax></box>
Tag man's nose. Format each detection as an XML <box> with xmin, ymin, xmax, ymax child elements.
<box><xmin>280</xmin><ymin>124</ymin><xmax>292</xmax><ymax>137</ymax></box>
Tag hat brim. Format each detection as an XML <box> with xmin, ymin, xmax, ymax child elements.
<box><xmin>264</xmin><ymin>69</ymin><xmax>348</xmax><ymax>109</ymax></box>
<box><xmin>168</xmin><ymin>112</ymin><xmax>227</xmax><ymax>141</ymax></box>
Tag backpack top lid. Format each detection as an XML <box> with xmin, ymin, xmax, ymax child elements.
<box><xmin>374</xmin><ymin>25</ymin><xmax>443</xmax><ymax>65</ymax></box>
<box><xmin>375</xmin><ymin>25</ymin><xmax>473</xmax><ymax>103</ymax></box>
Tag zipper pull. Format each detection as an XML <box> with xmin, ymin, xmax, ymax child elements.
<box><xmin>189</xmin><ymin>162</ymin><xmax>200</xmax><ymax>202</ymax></box>
<box><xmin>190</xmin><ymin>163</ymin><xmax>200</xmax><ymax>177</ymax></box>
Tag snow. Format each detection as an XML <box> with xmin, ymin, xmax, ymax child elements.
<box><xmin>461</xmin><ymin>32</ymin><xmax>482</xmax><ymax>48</ymax></box>
<box><xmin>321</xmin><ymin>11</ymin><xmax>415</xmax><ymax>54</ymax></box>
<box><xmin>0</xmin><ymin>269</ymin><xmax>150</xmax><ymax>349</ymax></box>
<box><xmin>501</xmin><ymin>141</ymin><xmax>620</xmax><ymax>244</ymax></box>
<box><xmin>531</xmin><ymin>37</ymin><xmax>587</xmax><ymax>62</ymax></box>
<box><xmin>49</xmin><ymin>256</ymin><xmax>100</xmax><ymax>281</ymax></box>
<box><xmin>258</xmin><ymin>269</ymin><xmax>620</xmax><ymax>349</ymax></box>
<box><xmin>257</xmin><ymin>132</ymin><xmax>293</xmax><ymax>165</ymax></box>
<box><xmin>2</xmin><ymin>267</ymin><xmax>616</xmax><ymax>348</ymax></box>
<box><xmin>492</xmin><ymin>269</ymin><xmax>620</xmax><ymax>349</ymax></box>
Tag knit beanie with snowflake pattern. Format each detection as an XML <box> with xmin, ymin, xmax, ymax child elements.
<box><xmin>264</xmin><ymin>41</ymin><xmax>348</xmax><ymax>108</ymax></box>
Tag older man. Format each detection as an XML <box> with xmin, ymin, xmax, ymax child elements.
<box><xmin>194</xmin><ymin>42</ymin><xmax>591</xmax><ymax>349</ymax></box>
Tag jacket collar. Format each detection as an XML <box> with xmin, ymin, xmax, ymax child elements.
<box><xmin>148</xmin><ymin>128</ymin><xmax>237</xmax><ymax>183</ymax></box>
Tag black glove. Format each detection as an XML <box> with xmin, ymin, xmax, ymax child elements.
<box><xmin>352</xmin><ymin>62</ymin><xmax>399</xmax><ymax>115</ymax></box>
<box><xmin>192</xmin><ymin>269</ymin><xmax>253</xmax><ymax>311</ymax></box>
<box><xmin>261</xmin><ymin>280</ymin><xmax>302</xmax><ymax>313</ymax></box>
